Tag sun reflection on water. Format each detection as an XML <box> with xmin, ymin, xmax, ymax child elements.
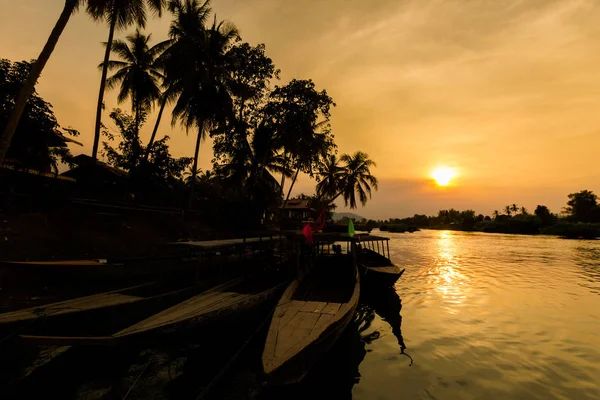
<box><xmin>430</xmin><ymin>231</ymin><xmax>470</xmax><ymax>307</ymax></box>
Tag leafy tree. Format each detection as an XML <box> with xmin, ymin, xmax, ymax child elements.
<box><xmin>534</xmin><ymin>205</ymin><xmax>554</xmax><ymax>226</ymax></box>
<box><xmin>268</xmin><ymin>79</ymin><xmax>336</xmax><ymax>204</ymax></box>
<box><xmin>565</xmin><ymin>190</ymin><xmax>600</xmax><ymax>222</ymax></box>
<box><xmin>88</xmin><ymin>0</ymin><xmax>168</xmax><ymax>162</ymax></box>
<box><xmin>101</xmin><ymin>108</ymin><xmax>192</xmax><ymax>190</ymax></box>
<box><xmin>0</xmin><ymin>59</ymin><xmax>79</xmax><ymax>172</ymax></box>
<box><xmin>0</xmin><ymin>0</ymin><xmax>80</xmax><ymax>165</ymax></box>
<box><xmin>102</xmin><ymin>29</ymin><xmax>167</xmax><ymax>138</ymax></box>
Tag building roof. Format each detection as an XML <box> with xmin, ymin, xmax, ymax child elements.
<box><xmin>279</xmin><ymin>199</ymin><xmax>314</xmax><ymax>211</ymax></box>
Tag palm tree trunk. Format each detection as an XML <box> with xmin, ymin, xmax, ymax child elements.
<box><xmin>91</xmin><ymin>10</ymin><xmax>118</xmax><ymax>162</ymax></box>
<box><xmin>188</xmin><ymin>126</ymin><xmax>203</xmax><ymax>210</ymax></box>
<box><xmin>283</xmin><ymin>168</ymin><xmax>300</xmax><ymax>208</ymax></box>
<box><xmin>144</xmin><ymin>97</ymin><xmax>166</xmax><ymax>160</ymax></box>
<box><xmin>0</xmin><ymin>0</ymin><xmax>78</xmax><ymax>165</ymax></box>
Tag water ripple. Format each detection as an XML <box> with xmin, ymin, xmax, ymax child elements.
<box><xmin>355</xmin><ymin>230</ymin><xmax>600</xmax><ymax>400</ymax></box>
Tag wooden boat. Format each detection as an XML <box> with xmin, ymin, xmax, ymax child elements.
<box><xmin>0</xmin><ymin>281</ymin><xmax>209</xmax><ymax>337</ymax></box>
<box><xmin>357</xmin><ymin>236</ymin><xmax>405</xmax><ymax>287</ymax></box>
<box><xmin>20</xmin><ymin>270</ymin><xmax>289</xmax><ymax>346</ymax></box>
<box><xmin>262</xmin><ymin>236</ymin><xmax>361</xmax><ymax>385</ymax></box>
<box><xmin>0</xmin><ymin>235</ymin><xmax>286</xmax><ymax>290</ymax></box>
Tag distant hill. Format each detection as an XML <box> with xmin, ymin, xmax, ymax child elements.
<box><xmin>332</xmin><ymin>212</ymin><xmax>366</xmax><ymax>222</ymax></box>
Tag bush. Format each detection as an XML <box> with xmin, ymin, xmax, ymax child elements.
<box><xmin>540</xmin><ymin>222</ymin><xmax>600</xmax><ymax>239</ymax></box>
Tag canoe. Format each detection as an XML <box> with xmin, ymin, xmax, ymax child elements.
<box><xmin>358</xmin><ymin>248</ymin><xmax>405</xmax><ymax>287</ymax></box>
<box><xmin>0</xmin><ymin>281</ymin><xmax>208</xmax><ymax>337</ymax></box>
<box><xmin>20</xmin><ymin>271</ymin><xmax>289</xmax><ymax>346</ymax></box>
<box><xmin>262</xmin><ymin>254</ymin><xmax>360</xmax><ymax>385</ymax></box>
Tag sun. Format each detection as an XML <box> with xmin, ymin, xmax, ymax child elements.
<box><xmin>431</xmin><ymin>166</ymin><xmax>456</xmax><ymax>187</ymax></box>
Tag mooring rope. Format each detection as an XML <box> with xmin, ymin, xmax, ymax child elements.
<box><xmin>122</xmin><ymin>359</ymin><xmax>151</xmax><ymax>400</ymax></box>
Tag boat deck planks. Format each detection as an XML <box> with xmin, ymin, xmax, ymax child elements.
<box><xmin>0</xmin><ymin>285</ymin><xmax>149</xmax><ymax>324</ymax></box>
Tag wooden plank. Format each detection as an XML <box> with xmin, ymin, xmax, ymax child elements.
<box><xmin>275</xmin><ymin>311</ymin><xmax>321</xmax><ymax>359</ymax></box>
<box><xmin>300</xmin><ymin>301</ymin><xmax>328</xmax><ymax>314</ymax></box>
<box><xmin>0</xmin><ymin>293</ymin><xmax>143</xmax><ymax>324</ymax></box>
<box><xmin>20</xmin><ymin>335</ymin><xmax>116</xmax><ymax>346</ymax></box>
<box><xmin>321</xmin><ymin>302</ymin><xmax>342</xmax><ymax>315</ymax></box>
<box><xmin>310</xmin><ymin>313</ymin><xmax>335</xmax><ymax>336</ymax></box>
<box><xmin>279</xmin><ymin>301</ymin><xmax>305</xmax><ymax>329</ymax></box>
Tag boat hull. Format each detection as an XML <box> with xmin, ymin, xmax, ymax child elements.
<box><xmin>265</xmin><ymin>294</ymin><xmax>359</xmax><ymax>385</ymax></box>
<box><xmin>359</xmin><ymin>265</ymin><xmax>405</xmax><ymax>287</ymax></box>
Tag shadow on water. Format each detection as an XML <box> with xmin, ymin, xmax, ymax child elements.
<box><xmin>260</xmin><ymin>286</ymin><xmax>410</xmax><ymax>400</ymax></box>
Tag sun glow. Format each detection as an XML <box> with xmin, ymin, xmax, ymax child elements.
<box><xmin>431</xmin><ymin>166</ymin><xmax>457</xmax><ymax>186</ymax></box>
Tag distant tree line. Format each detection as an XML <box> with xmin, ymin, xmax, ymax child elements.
<box><xmin>344</xmin><ymin>190</ymin><xmax>600</xmax><ymax>239</ymax></box>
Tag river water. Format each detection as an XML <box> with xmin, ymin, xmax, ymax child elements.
<box><xmin>320</xmin><ymin>230</ymin><xmax>600</xmax><ymax>400</ymax></box>
<box><xmin>5</xmin><ymin>230</ymin><xmax>600</xmax><ymax>399</ymax></box>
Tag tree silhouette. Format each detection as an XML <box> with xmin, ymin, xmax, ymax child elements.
<box><xmin>161</xmin><ymin>0</ymin><xmax>239</xmax><ymax>207</ymax></box>
<box><xmin>326</xmin><ymin>151</ymin><xmax>378</xmax><ymax>209</ymax></box>
<box><xmin>504</xmin><ymin>205</ymin><xmax>512</xmax><ymax>216</ymax></box>
<box><xmin>492</xmin><ymin>210</ymin><xmax>500</xmax><ymax>219</ymax></box>
<box><xmin>520</xmin><ymin>206</ymin><xmax>528</xmax><ymax>215</ymax></box>
<box><xmin>102</xmin><ymin>29</ymin><xmax>167</xmax><ymax>140</ymax></box>
<box><xmin>511</xmin><ymin>203</ymin><xmax>519</xmax><ymax>215</ymax></box>
<box><xmin>0</xmin><ymin>0</ymin><xmax>80</xmax><ymax>165</ymax></box>
<box><xmin>88</xmin><ymin>0</ymin><xmax>167</xmax><ymax>163</ymax></box>
<box><xmin>316</xmin><ymin>153</ymin><xmax>345</xmax><ymax>201</ymax></box>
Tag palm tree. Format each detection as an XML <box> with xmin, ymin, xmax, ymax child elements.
<box><xmin>504</xmin><ymin>205</ymin><xmax>512</xmax><ymax>216</ymax></box>
<box><xmin>511</xmin><ymin>203</ymin><xmax>519</xmax><ymax>215</ymax></box>
<box><xmin>492</xmin><ymin>210</ymin><xmax>500</xmax><ymax>219</ymax></box>
<box><xmin>0</xmin><ymin>0</ymin><xmax>81</xmax><ymax>165</ymax></box>
<box><xmin>520</xmin><ymin>206</ymin><xmax>528</xmax><ymax>215</ymax></box>
<box><xmin>102</xmin><ymin>29</ymin><xmax>167</xmax><ymax>139</ymax></box>
<box><xmin>88</xmin><ymin>0</ymin><xmax>167</xmax><ymax>163</ymax></box>
<box><xmin>316</xmin><ymin>153</ymin><xmax>345</xmax><ymax>200</ymax></box>
<box><xmin>161</xmin><ymin>0</ymin><xmax>239</xmax><ymax>206</ymax></box>
<box><xmin>325</xmin><ymin>151</ymin><xmax>378</xmax><ymax>209</ymax></box>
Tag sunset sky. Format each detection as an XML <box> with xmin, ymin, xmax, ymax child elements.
<box><xmin>2</xmin><ymin>0</ymin><xmax>600</xmax><ymax>219</ymax></box>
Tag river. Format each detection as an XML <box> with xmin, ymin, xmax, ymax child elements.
<box><xmin>5</xmin><ymin>230</ymin><xmax>600</xmax><ymax>399</ymax></box>
<box><xmin>273</xmin><ymin>229</ymin><xmax>600</xmax><ymax>400</ymax></box>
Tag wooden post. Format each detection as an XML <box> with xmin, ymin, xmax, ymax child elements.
<box><xmin>376</xmin><ymin>240</ymin><xmax>380</xmax><ymax>254</ymax></box>
<box><xmin>387</xmin><ymin>240</ymin><xmax>390</xmax><ymax>259</ymax></box>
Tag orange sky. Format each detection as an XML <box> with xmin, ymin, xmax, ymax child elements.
<box><xmin>2</xmin><ymin>0</ymin><xmax>600</xmax><ymax>219</ymax></box>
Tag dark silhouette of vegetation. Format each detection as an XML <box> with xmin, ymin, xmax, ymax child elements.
<box><xmin>0</xmin><ymin>0</ymin><xmax>80</xmax><ymax>165</ymax></box>
<box><xmin>90</xmin><ymin>0</ymin><xmax>168</xmax><ymax>163</ymax></box>
<box><xmin>0</xmin><ymin>59</ymin><xmax>80</xmax><ymax>172</ymax></box>
<box><xmin>0</xmin><ymin>0</ymin><xmax>379</xmax><ymax>236</ymax></box>
<box><xmin>369</xmin><ymin>190</ymin><xmax>600</xmax><ymax>239</ymax></box>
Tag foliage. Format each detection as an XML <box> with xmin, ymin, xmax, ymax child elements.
<box><xmin>101</xmin><ymin>108</ymin><xmax>192</xmax><ymax>190</ymax></box>
<box><xmin>565</xmin><ymin>190</ymin><xmax>600</xmax><ymax>223</ymax></box>
<box><xmin>317</xmin><ymin>151</ymin><xmax>378</xmax><ymax>209</ymax></box>
<box><xmin>103</xmin><ymin>29</ymin><xmax>167</xmax><ymax>128</ymax></box>
<box><xmin>0</xmin><ymin>59</ymin><xmax>79</xmax><ymax>172</ymax></box>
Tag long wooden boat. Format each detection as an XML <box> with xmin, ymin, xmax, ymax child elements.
<box><xmin>0</xmin><ymin>235</ymin><xmax>286</xmax><ymax>290</ymax></box>
<box><xmin>20</xmin><ymin>270</ymin><xmax>289</xmax><ymax>346</ymax></box>
<box><xmin>357</xmin><ymin>236</ymin><xmax>405</xmax><ymax>287</ymax></box>
<box><xmin>262</xmin><ymin>248</ymin><xmax>360</xmax><ymax>385</ymax></box>
<box><xmin>0</xmin><ymin>281</ymin><xmax>209</xmax><ymax>337</ymax></box>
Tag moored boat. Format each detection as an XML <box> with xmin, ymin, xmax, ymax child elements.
<box><xmin>357</xmin><ymin>235</ymin><xmax>404</xmax><ymax>287</ymax></box>
<box><xmin>0</xmin><ymin>280</ymin><xmax>210</xmax><ymax>337</ymax></box>
<box><xmin>262</xmin><ymin>234</ymin><xmax>361</xmax><ymax>385</ymax></box>
<box><xmin>19</xmin><ymin>268</ymin><xmax>289</xmax><ymax>346</ymax></box>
